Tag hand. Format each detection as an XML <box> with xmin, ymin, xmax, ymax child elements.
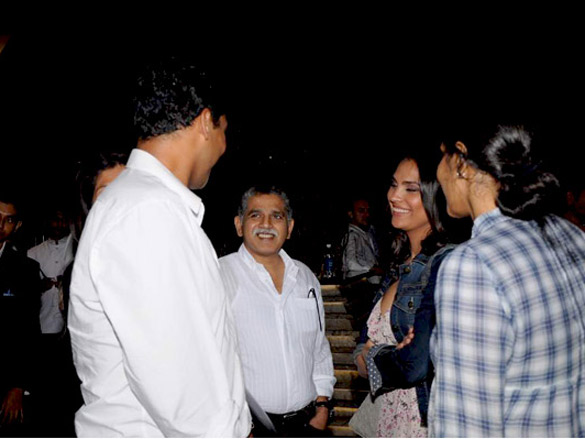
<box><xmin>309</xmin><ymin>406</ymin><xmax>329</xmax><ymax>431</ymax></box>
<box><xmin>356</xmin><ymin>353</ymin><xmax>368</xmax><ymax>378</ymax></box>
<box><xmin>362</xmin><ymin>339</ymin><xmax>374</xmax><ymax>359</ymax></box>
<box><xmin>41</xmin><ymin>277</ymin><xmax>59</xmax><ymax>291</ymax></box>
<box><xmin>396</xmin><ymin>327</ymin><xmax>414</xmax><ymax>350</ymax></box>
<box><xmin>357</xmin><ymin>340</ymin><xmax>375</xmax><ymax>378</ymax></box>
<box><xmin>0</xmin><ymin>388</ymin><xmax>24</xmax><ymax>426</ymax></box>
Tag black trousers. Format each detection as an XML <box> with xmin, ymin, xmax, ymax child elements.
<box><xmin>258</xmin><ymin>405</ymin><xmax>330</xmax><ymax>438</ymax></box>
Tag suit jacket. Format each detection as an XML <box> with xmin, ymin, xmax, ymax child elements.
<box><xmin>0</xmin><ymin>244</ymin><xmax>42</xmax><ymax>393</ymax></box>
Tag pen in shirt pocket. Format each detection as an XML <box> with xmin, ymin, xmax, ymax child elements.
<box><xmin>307</xmin><ymin>287</ymin><xmax>323</xmax><ymax>332</ymax></box>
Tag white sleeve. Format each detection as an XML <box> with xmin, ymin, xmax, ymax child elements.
<box><xmin>312</xmin><ymin>284</ymin><xmax>336</xmax><ymax>397</ymax></box>
<box><xmin>90</xmin><ymin>200</ymin><xmax>247</xmax><ymax>437</ymax></box>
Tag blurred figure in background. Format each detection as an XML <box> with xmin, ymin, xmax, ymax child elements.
<box><xmin>27</xmin><ymin>206</ymin><xmax>76</xmax><ymax>437</ymax></box>
<box><xmin>0</xmin><ymin>187</ymin><xmax>41</xmax><ymax>438</ymax></box>
<box><xmin>341</xmin><ymin>197</ymin><xmax>382</xmax><ymax>284</ymax></box>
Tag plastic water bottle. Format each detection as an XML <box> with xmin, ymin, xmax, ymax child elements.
<box><xmin>322</xmin><ymin>243</ymin><xmax>334</xmax><ymax>280</ymax></box>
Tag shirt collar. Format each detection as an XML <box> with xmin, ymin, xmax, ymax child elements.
<box><xmin>237</xmin><ymin>243</ymin><xmax>297</xmax><ymax>276</ymax></box>
<box><xmin>472</xmin><ymin>207</ymin><xmax>505</xmax><ymax>238</ymax></box>
<box><xmin>49</xmin><ymin>234</ymin><xmax>71</xmax><ymax>247</ymax></box>
<box><xmin>348</xmin><ymin>223</ymin><xmax>369</xmax><ymax>236</ymax></box>
<box><xmin>126</xmin><ymin>148</ymin><xmax>205</xmax><ymax>223</ymax></box>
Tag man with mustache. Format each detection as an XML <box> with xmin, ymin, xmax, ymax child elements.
<box><xmin>220</xmin><ymin>186</ymin><xmax>336</xmax><ymax>437</ymax></box>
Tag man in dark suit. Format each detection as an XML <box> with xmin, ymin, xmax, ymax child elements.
<box><xmin>0</xmin><ymin>188</ymin><xmax>41</xmax><ymax>437</ymax></box>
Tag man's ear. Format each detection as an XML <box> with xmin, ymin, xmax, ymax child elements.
<box><xmin>191</xmin><ymin>108</ymin><xmax>214</xmax><ymax>140</ymax></box>
<box><xmin>234</xmin><ymin>215</ymin><xmax>244</xmax><ymax>237</ymax></box>
<box><xmin>286</xmin><ymin>218</ymin><xmax>295</xmax><ymax>239</ymax></box>
<box><xmin>14</xmin><ymin>220</ymin><xmax>22</xmax><ymax>234</ymax></box>
<box><xmin>198</xmin><ymin>108</ymin><xmax>214</xmax><ymax>141</ymax></box>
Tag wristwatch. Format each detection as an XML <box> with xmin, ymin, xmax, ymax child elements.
<box><xmin>314</xmin><ymin>399</ymin><xmax>335</xmax><ymax>420</ymax></box>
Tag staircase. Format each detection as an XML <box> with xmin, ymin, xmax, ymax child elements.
<box><xmin>322</xmin><ymin>283</ymin><xmax>371</xmax><ymax>437</ymax></box>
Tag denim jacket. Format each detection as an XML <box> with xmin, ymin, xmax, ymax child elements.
<box><xmin>364</xmin><ymin>244</ymin><xmax>455</xmax><ymax>426</ymax></box>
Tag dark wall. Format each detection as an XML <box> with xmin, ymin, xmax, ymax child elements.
<box><xmin>1</xmin><ymin>31</ymin><xmax>582</xmax><ymax>272</ymax></box>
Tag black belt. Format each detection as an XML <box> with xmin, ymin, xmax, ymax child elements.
<box><xmin>266</xmin><ymin>403</ymin><xmax>315</xmax><ymax>430</ymax></box>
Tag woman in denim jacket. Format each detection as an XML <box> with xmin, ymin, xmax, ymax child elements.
<box><xmin>351</xmin><ymin>149</ymin><xmax>463</xmax><ymax>437</ymax></box>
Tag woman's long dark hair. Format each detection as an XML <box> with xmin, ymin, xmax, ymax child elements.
<box><xmin>388</xmin><ymin>148</ymin><xmax>450</xmax><ymax>271</ymax></box>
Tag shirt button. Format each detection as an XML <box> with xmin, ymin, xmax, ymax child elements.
<box><xmin>404</xmin><ymin>266</ymin><xmax>411</xmax><ymax>273</ymax></box>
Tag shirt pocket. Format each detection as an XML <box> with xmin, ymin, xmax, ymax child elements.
<box><xmin>290</xmin><ymin>297</ymin><xmax>321</xmax><ymax>341</ymax></box>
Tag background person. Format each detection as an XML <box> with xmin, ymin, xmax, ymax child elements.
<box><xmin>341</xmin><ymin>197</ymin><xmax>382</xmax><ymax>283</ymax></box>
<box><xmin>431</xmin><ymin>123</ymin><xmax>585</xmax><ymax>437</ymax></box>
<box><xmin>0</xmin><ymin>187</ymin><xmax>41</xmax><ymax>438</ymax></box>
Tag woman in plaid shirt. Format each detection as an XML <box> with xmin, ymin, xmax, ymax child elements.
<box><xmin>431</xmin><ymin>123</ymin><xmax>585</xmax><ymax>437</ymax></box>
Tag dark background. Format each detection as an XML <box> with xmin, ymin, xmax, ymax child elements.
<box><xmin>1</xmin><ymin>25</ymin><xmax>583</xmax><ymax>273</ymax></box>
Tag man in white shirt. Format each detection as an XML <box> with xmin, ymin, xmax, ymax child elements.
<box><xmin>220</xmin><ymin>186</ymin><xmax>336</xmax><ymax>437</ymax></box>
<box><xmin>28</xmin><ymin>208</ymin><xmax>74</xmax><ymax>335</ymax></box>
<box><xmin>68</xmin><ymin>57</ymin><xmax>251</xmax><ymax>437</ymax></box>
<box><xmin>27</xmin><ymin>207</ymin><xmax>77</xmax><ymax>436</ymax></box>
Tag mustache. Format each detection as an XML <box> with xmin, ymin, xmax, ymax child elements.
<box><xmin>253</xmin><ymin>228</ymin><xmax>279</xmax><ymax>238</ymax></box>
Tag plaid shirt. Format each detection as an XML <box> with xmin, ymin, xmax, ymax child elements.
<box><xmin>430</xmin><ymin>208</ymin><xmax>585</xmax><ymax>437</ymax></box>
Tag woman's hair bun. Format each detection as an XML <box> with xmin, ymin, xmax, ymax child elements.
<box><xmin>481</xmin><ymin>126</ymin><xmax>562</xmax><ymax>220</ymax></box>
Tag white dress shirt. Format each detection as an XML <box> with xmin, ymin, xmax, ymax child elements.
<box><xmin>220</xmin><ymin>245</ymin><xmax>336</xmax><ymax>414</ymax></box>
<box><xmin>68</xmin><ymin>149</ymin><xmax>251</xmax><ymax>437</ymax></box>
<box><xmin>28</xmin><ymin>233</ymin><xmax>74</xmax><ymax>333</ymax></box>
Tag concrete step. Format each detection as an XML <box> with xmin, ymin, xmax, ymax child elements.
<box><xmin>320</xmin><ymin>284</ymin><xmax>343</xmax><ymax>298</ymax></box>
<box><xmin>333</xmin><ymin>387</ymin><xmax>369</xmax><ymax>403</ymax></box>
<box><xmin>329</xmin><ymin>424</ymin><xmax>359</xmax><ymax>437</ymax></box>
<box><xmin>334</xmin><ymin>370</ymin><xmax>369</xmax><ymax>390</ymax></box>
<box><xmin>328</xmin><ymin>335</ymin><xmax>356</xmax><ymax>353</ymax></box>
<box><xmin>326</xmin><ymin>317</ymin><xmax>355</xmax><ymax>332</ymax></box>
<box><xmin>332</xmin><ymin>406</ymin><xmax>357</xmax><ymax>421</ymax></box>
<box><xmin>324</xmin><ymin>301</ymin><xmax>348</xmax><ymax>314</ymax></box>
<box><xmin>326</xmin><ymin>330</ymin><xmax>359</xmax><ymax>338</ymax></box>
<box><xmin>332</xmin><ymin>352</ymin><xmax>356</xmax><ymax>366</ymax></box>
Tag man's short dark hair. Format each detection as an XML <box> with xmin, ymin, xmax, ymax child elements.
<box><xmin>133</xmin><ymin>56</ymin><xmax>225</xmax><ymax>141</ymax></box>
<box><xmin>0</xmin><ymin>184</ymin><xmax>22</xmax><ymax>216</ymax></box>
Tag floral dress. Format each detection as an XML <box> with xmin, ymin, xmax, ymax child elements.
<box><xmin>367</xmin><ymin>299</ymin><xmax>427</xmax><ymax>438</ymax></box>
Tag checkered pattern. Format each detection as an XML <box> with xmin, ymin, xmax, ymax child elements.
<box><xmin>429</xmin><ymin>209</ymin><xmax>585</xmax><ymax>437</ymax></box>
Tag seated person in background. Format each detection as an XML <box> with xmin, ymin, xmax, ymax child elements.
<box><xmin>0</xmin><ymin>186</ymin><xmax>41</xmax><ymax>437</ymax></box>
<box><xmin>220</xmin><ymin>186</ymin><xmax>336</xmax><ymax>438</ymax></box>
<box><xmin>341</xmin><ymin>197</ymin><xmax>382</xmax><ymax>283</ymax></box>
